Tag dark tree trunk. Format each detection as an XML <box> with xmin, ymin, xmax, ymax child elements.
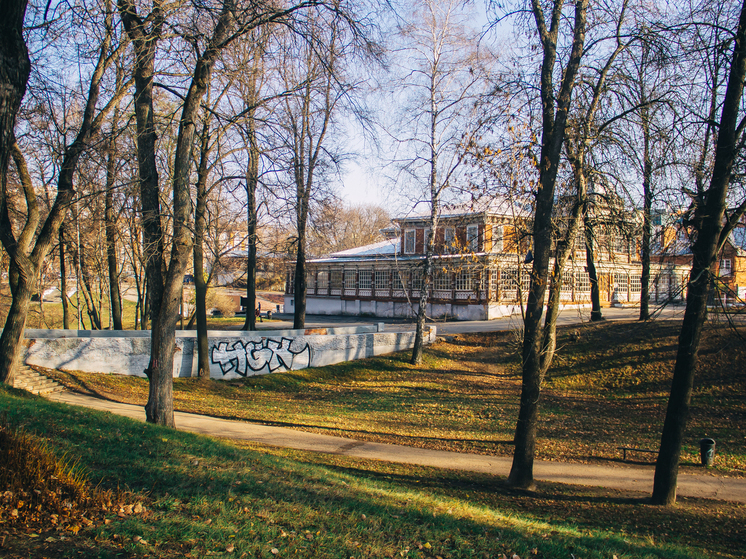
<box><xmin>79</xmin><ymin>245</ymin><xmax>102</xmax><ymax>329</ymax></box>
<box><xmin>508</xmin><ymin>0</ymin><xmax>588</xmax><ymax>489</ymax></box>
<box><xmin>106</xmin><ymin>103</ymin><xmax>123</xmax><ymax>330</ymax></box>
<box><xmin>193</xmin><ymin>122</ymin><xmax>211</xmax><ymax>377</ymax></box>
<box><xmin>651</xmin><ymin>0</ymin><xmax>746</xmax><ymax>505</ymax></box>
<box><xmin>0</xmin><ymin>0</ymin><xmax>31</xmax><ymax>386</ymax></box>
<box><xmin>639</xmin><ymin>109</ymin><xmax>653</xmax><ymax>321</ymax></box>
<box><xmin>59</xmin><ymin>228</ymin><xmax>71</xmax><ymax>329</ymax></box>
<box><xmin>244</xmin><ymin>158</ymin><xmax>258</xmax><ymax>332</ymax></box>
<box><xmin>242</xmin><ymin>90</ymin><xmax>260</xmax><ymax>332</ymax></box>
<box><xmin>293</xmin><ymin>232</ymin><xmax>307</xmax><ymax>329</ymax></box>
<box><xmin>118</xmin><ymin>0</ymin><xmax>165</xmax><ymax>336</ymax></box>
<box><xmin>584</xmin><ymin>217</ymin><xmax>603</xmax><ymax>321</ymax></box>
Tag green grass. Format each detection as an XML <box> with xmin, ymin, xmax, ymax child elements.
<box><xmin>46</xmin><ymin>319</ymin><xmax>746</xmax><ymax>474</ymax></box>
<box><xmin>1</xmin><ymin>386</ymin><xmax>745</xmax><ymax>559</ymax></box>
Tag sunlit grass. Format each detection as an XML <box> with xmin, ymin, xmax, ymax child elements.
<box><xmin>44</xmin><ymin>319</ymin><xmax>746</xmax><ymax>475</ymax></box>
<box><xmin>2</xmin><ymin>386</ymin><xmax>743</xmax><ymax>558</ymax></box>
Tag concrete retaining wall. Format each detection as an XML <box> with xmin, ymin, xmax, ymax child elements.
<box><xmin>21</xmin><ymin>325</ymin><xmax>435</xmax><ymax>379</ymax></box>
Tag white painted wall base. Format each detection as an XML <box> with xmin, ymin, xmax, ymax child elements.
<box><xmin>21</xmin><ymin>325</ymin><xmax>435</xmax><ymax>380</ymax></box>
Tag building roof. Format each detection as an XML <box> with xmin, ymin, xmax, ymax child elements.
<box><xmin>394</xmin><ymin>197</ymin><xmax>531</xmax><ymax>223</ymax></box>
<box><xmin>310</xmin><ymin>238</ymin><xmax>401</xmax><ymax>263</ymax></box>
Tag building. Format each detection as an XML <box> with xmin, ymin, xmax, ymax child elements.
<box><xmin>285</xmin><ymin>199</ymin><xmax>694</xmax><ymax>321</ymax></box>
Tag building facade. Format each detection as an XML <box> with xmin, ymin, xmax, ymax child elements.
<box><xmin>285</xmin><ymin>201</ymin><xmax>696</xmax><ymax>320</ymax></box>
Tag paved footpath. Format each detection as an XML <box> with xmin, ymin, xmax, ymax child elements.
<box><xmin>48</xmin><ymin>391</ymin><xmax>746</xmax><ymax>504</ymax></box>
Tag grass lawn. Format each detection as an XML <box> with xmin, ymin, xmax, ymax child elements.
<box><xmin>45</xmin><ymin>319</ymin><xmax>746</xmax><ymax>475</ymax></box>
<box><xmin>1</xmin><ymin>384</ymin><xmax>745</xmax><ymax>559</ymax></box>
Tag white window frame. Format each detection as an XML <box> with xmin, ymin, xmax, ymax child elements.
<box><xmin>358</xmin><ymin>270</ymin><xmax>372</xmax><ymax>290</ymax></box>
<box><xmin>492</xmin><ymin>225</ymin><xmax>503</xmax><ymax>253</ymax></box>
<box><xmin>344</xmin><ymin>270</ymin><xmax>357</xmax><ymax>289</ymax></box>
<box><xmin>374</xmin><ymin>269</ymin><xmax>389</xmax><ymax>290</ymax></box>
<box><xmin>720</xmin><ymin>258</ymin><xmax>732</xmax><ymax>276</ymax></box>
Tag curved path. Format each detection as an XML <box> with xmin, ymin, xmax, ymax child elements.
<box><xmin>48</xmin><ymin>391</ymin><xmax>746</xmax><ymax>504</ymax></box>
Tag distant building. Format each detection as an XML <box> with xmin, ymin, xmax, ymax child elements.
<box><xmin>285</xmin><ymin>199</ymin><xmax>700</xmax><ymax>320</ymax></box>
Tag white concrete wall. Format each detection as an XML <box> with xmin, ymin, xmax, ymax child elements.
<box><xmin>292</xmin><ymin>295</ymin><xmax>490</xmax><ymax>321</ymax></box>
<box><xmin>22</xmin><ymin>325</ymin><xmax>435</xmax><ymax>379</ymax></box>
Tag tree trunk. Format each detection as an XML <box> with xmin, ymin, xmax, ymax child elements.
<box><xmin>118</xmin><ymin>0</ymin><xmax>165</xmax><ymax>336</ymax></box>
<box><xmin>79</xmin><ymin>245</ymin><xmax>102</xmax><ymax>329</ymax></box>
<box><xmin>639</xmin><ymin>107</ymin><xmax>653</xmax><ymax>321</ymax></box>
<box><xmin>193</xmin><ymin>122</ymin><xmax>211</xmax><ymax>378</ymax></box>
<box><xmin>59</xmin><ymin>227</ymin><xmax>71</xmax><ymax>329</ymax></box>
<box><xmin>293</xmin><ymin>234</ymin><xmax>307</xmax><ymax>329</ymax></box>
<box><xmin>584</xmin><ymin>216</ymin><xmax>603</xmax><ymax>321</ymax></box>
<box><xmin>242</xmin><ymin>95</ymin><xmax>260</xmax><ymax>332</ymax></box>
<box><xmin>244</xmin><ymin>162</ymin><xmax>258</xmax><ymax>332</ymax></box>
<box><xmin>142</xmin><ymin>0</ymin><xmax>234</xmax><ymax>425</ymax></box>
<box><xmin>106</xmin><ymin>104</ymin><xmax>123</xmax><ymax>330</ymax></box>
<box><xmin>508</xmin><ymin>0</ymin><xmax>588</xmax><ymax>489</ymax></box>
<box><xmin>540</xmin><ymin>200</ymin><xmax>583</xmax><ymax>374</ymax></box>
<box><xmin>0</xmin><ymin>0</ymin><xmax>31</xmax><ymax>385</ymax></box>
<box><xmin>651</xmin><ymin>0</ymin><xmax>746</xmax><ymax>505</ymax></box>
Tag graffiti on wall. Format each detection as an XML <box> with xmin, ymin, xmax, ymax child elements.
<box><xmin>210</xmin><ymin>337</ymin><xmax>312</xmax><ymax>376</ymax></box>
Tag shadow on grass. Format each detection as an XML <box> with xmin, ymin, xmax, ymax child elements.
<box><xmin>0</xmin><ymin>386</ymin><xmax>720</xmax><ymax>559</ymax></box>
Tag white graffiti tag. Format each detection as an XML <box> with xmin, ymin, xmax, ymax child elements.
<box><xmin>210</xmin><ymin>338</ymin><xmax>311</xmax><ymax>376</ymax></box>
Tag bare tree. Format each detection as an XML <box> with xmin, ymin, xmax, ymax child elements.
<box><xmin>497</xmin><ymin>0</ymin><xmax>589</xmax><ymax>490</ymax></box>
<box><xmin>652</xmin><ymin>0</ymin><xmax>746</xmax><ymax>505</ymax></box>
<box><xmin>1</xmin><ymin>0</ymin><xmax>124</xmax><ymax>384</ymax></box>
<box><xmin>278</xmin><ymin>16</ymin><xmax>355</xmax><ymax>329</ymax></box>
<box><xmin>387</xmin><ymin>0</ymin><xmax>489</xmax><ymax>364</ymax></box>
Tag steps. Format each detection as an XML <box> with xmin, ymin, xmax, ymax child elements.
<box><xmin>12</xmin><ymin>365</ymin><xmax>65</xmax><ymax>395</ymax></box>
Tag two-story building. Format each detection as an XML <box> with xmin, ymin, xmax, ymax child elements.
<box><xmin>285</xmin><ymin>199</ymin><xmax>692</xmax><ymax>320</ymax></box>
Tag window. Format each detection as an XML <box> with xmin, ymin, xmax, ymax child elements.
<box><xmin>444</xmin><ymin>227</ymin><xmax>456</xmax><ymax>252</ymax></box>
<box><xmin>374</xmin><ymin>270</ymin><xmax>389</xmax><ymax>290</ymax></box>
<box><xmin>467</xmin><ymin>225</ymin><xmax>479</xmax><ymax>252</ymax></box>
<box><xmin>331</xmin><ymin>270</ymin><xmax>343</xmax><ymax>290</ymax></box>
<box><xmin>317</xmin><ymin>271</ymin><xmax>329</xmax><ymax>290</ymax></box>
<box><xmin>404</xmin><ymin>230</ymin><xmax>416</xmax><ymax>254</ymax></box>
<box><xmin>393</xmin><ymin>270</ymin><xmax>405</xmax><ymax>290</ymax></box>
<box><xmin>613</xmin><ymin>235</ymin><xmax>627</xmax><ymax>253</ymax></box>
<box><xmin>358</xmin><ymin>270</ymin><xmax>372</xmax><ymax>289</ymax></box>
<box><xmin>561</xmin><ymin>270</ymin><xmax>573</xmax><ymax>292</ymax></box>
<box><xmin>434</xmin><ymin>269</ymin><xmax>451</xmax><ymax>290</ymax></box>
<box><xmin>576</xmin><ymin>271</ymin><xmax>590</xmax><ymax>292</ymax></box>
<box><xmin>456</xmin><ymin>269</ymin><xmax>475</xmax><ymax>291</ymax></box>
<box><xmin>630</xmin><ymin>275</ymin><xmax>641</xmax><ymax>293</ymax></box>
<box><xmin>344</xmin><ymin>270</ymin><xmax>357</xmax><ymax>289</ymax></box>
<box><xmin>500</xmin><ymin>268</ymin><xmax>519</xmax><ymax>292</ymax></box>
<box><xmin>720</xmin><ymin>259</ymin><xmax>732</xmax><ymax>276</ymax></box>
<box><xmin>411</xmin><ymin>269</ymin><xmax>423</xmax><ymax>291</ymax></box>
<box><xmin>492</xmin><ymin>225</ymin><xmax>503</xmax><ymax>253</ymax></box>
<box><xmin>307</xmin><ymin>272</ymin><xmax>315</xmax><ymax>290</ymax></box>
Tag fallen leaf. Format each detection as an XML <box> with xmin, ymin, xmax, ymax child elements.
<box><xmin>226</xmin><ymin>544</ymin><xmax>235</xmax><ymax>553</ymax></box>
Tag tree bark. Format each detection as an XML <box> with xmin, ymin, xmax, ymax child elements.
<box><xmin>584</xmin><ymin>215</ymin><xmax>603</xmax><ymax>321</ymax></box>
<box><xmin>508</xmin><ymin>0</ymin><xmax>588</xmax><ymax>489</ymax></box>
<box><xmin>59</xmin><ymin>228</ymin><xmax>71</xmax><ymax>329</ymax></box>
<box><xmin>242</xmin><ymin>61</ymin><xmax>261</xmax><ymax>332</ymax></box>
<box><xmin>0</xmin><ymin>0</ymin><xmax>31</xmax><ymax>386</ymax></box>
<box><xmin>118</xmin><ymin>0</ymin><xmax>165</xmax><ymax>336</ymax></box>
<box><xmin>639</xmin><ymin>105</ymin><xmax>653</xmax><ymax>321</ymax></box>
<box><xmin>193</xmin><ymin>122</ymin><xmax>211</xmax><ymax>378</ymax></box>
<box><xmin>106</xmin><ymin>101</ymin><xmax>123</xmax><ymax>330</ymax></box>
<box><xmin>651</xmin><ymin>0</ymin><xmax>746</xmax><ymax>505</ymax></box>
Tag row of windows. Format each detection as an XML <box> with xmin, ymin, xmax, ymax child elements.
<box><xmin>403</xmin><ymin>225</ymin><xmax>486</xmax><ymax>254</ymax></box>
<box><xmin>310</xmin><ymin>268</ymin><xmax>486</xmax><ymax>291</ymax></box>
